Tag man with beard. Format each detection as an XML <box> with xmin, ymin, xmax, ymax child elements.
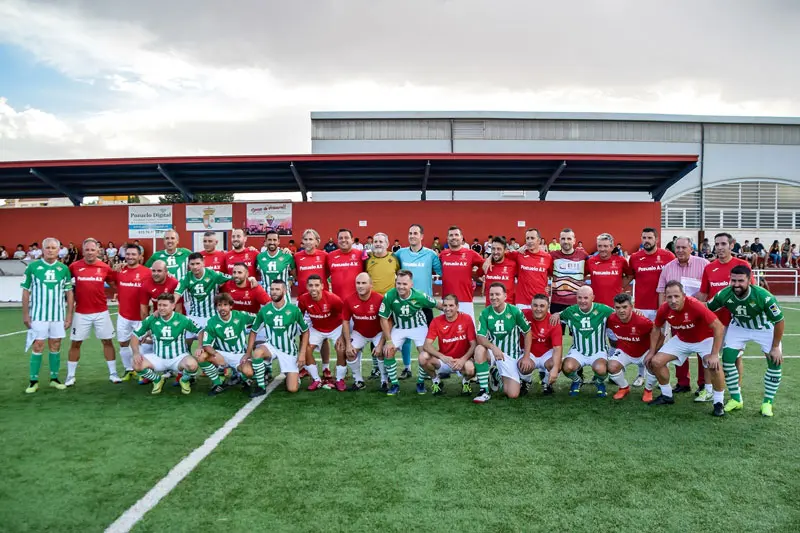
<box><xmin>439</xmin><ymin>226</ymin><xmax>484</xmax><ymax>322</ymax></box>
<box><xmin>256</xmin><ymin>229</ymin><xmax>296</xmax><ymax>298</ymax></box>
<box><xmin>483</xmin><ymin>236</ymin><xmax>517</xmax><ymax>307</ymax></box>
<box><xmin>295</xmin><ymin>229</ymin><xmax>333</xmax><ymax>381</ymax></box>
<box><xmin>224</xmin><ymin>229</ymin><xmax>259</xmax><ymax>278</ymax></box>
<box><xmin>113</xmin><ymin>245</ymin><xmax>150</xmax><ymax>381</ymax></box>
<box><xmin>327</xmin><ymin>228</ymin><xmax>366</xmax><ymax>300</ymax></box>
<box><xmin>298</xmin><ymin>275</ymin><xmax>345</xmax><ymax>391</ymax></box>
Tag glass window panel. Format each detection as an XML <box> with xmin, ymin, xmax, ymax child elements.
<box><xmin>740</xmin><ymin>210</ymin><xmax>758</xmax><ymax>229</ymax></box>
<box><xmin>722</xmin><ymin>210</ymin><xmax>739</xmax><ymax>228</ymax></box>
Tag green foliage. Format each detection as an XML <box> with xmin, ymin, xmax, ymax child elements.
<box><xmin>158</xmin><ymin>193</ymin><xmax>234</xmax><ymax>204</ymax></box>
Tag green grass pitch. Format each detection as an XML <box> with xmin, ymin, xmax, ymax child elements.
<box><xmin>1</xmin><ymin>304</ymin><xmax>800</xmax><ymax>532</ymax></box>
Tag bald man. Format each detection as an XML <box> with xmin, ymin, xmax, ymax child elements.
<box><xmin>340</xmin><ymin>272</ymin><xmax>385</xmax><ymax>391</ymax></box>
<box><xmin>146</xmin><ymin>229</ymin><xmax>192</xmax><ymax>283</ymax></box>
<box><xmin>550</xmin><ymin>286</ymin><xmax>614</xmax><ymax>398</ymax></box>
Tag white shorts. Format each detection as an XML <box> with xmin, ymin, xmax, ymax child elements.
<box><xmin>609</xmin><ymin>349</ymin><xmax>647</xmax><ymax>368</ymax></box>
<box><xmin>264</xmin><ymin>343</ymin><xmax>299</xmax><ymax>374</ymax></box>
<box><xmin>527</xmin><ymin>349</ymin><xmax>554</xmax><ymax>371</ymax></box>
<box><xmin>350</xmin><ymin>330</ymin><xmax>383</xmax><ymax>350</ymax></box>
<box><xmin>458</xmin><ymin>302</ymin><xmax>476</xmax><ymax>323</ymax></box>
<box><xmin>495</xmin><ymin>356</ymin><xmax>521</xmax><ymax>383</ymax></box>
<box><xmin>515</xmin><ymin>303</ymin><xmax>531</xmax><ymax>311</ymax></box>
<box><xmin>117</xmin><ymin>316</ymin><xmax>141</xmax><ymax>343</ymax></box>
<box><xmin>71</xmin><ymin>311</ymin><xmax>115</xmax><ymax>341</ymax></box>
<box><xmin>143</xmin><ymin>352</ymin><xmax>190</xmax><ymax>373</ymax></box>
<box><xmin>217</xmin><ymin>350</ymin><xmax>245</xmax><ymax>369</ymax></box>
<box><xmin>140</xmin><ymin>343</ymin><xmax>154</xmax><ymax>355</ymax></box>
<box><xmin>564</xmin><ymin>347</ymin><xmax>607</xmax><ymax>367</ymax></box>
<box><xmin>185</xmin><ymin>316</ymin><xmax>208</xmax><ymax>340</ymax></box>
<box><xmin>659</xmin><ymin>336</ymin><xmax>714</xmax><ymax>367</ymax></box>
<box><xmin>30</xmin><ymin>321</ymin><xmax>66</xmax><ymax>340</ymax></box>
<box><xmin>724</xmin><ymin>323</ymin><xmax>780</xmax><ymax>355</ymax></box>
<box><xmin>309</xmin><ymin>324</ymin><xmax>342</xmax><ymax>347</ymax></box>
<box><xmin>391</xmin><ymin>326</ymin><xmax>428</xmax><ymax>350</ymax></box>
<box><xmin>639</xmin><ymin>309</ymin><xmax>657</xmax><ymax>321</ymax></box>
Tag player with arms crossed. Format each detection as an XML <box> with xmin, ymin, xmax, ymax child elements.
<box><xmin>550</xmin><ymin>286</ymin><xmax>613</xmax><ymax>398</ymax></box>
<box><xmin>130</xmin><ymin>293</ymin><xmax>202</xmax><ymax>395</ymax></box>
<box><xmin>706</xmin><ymin>265</ymin><xmax>785</xmax><ymax>416</ymax></box>
<box><xmin>419</xmin><ymin>294</ymin><xmax>478</xmax><ymax>396</ymax></box>
<box><xmin>246</xmin><ymin>279</ymin><xmax>310</xmax><ymax>397</ymax></box>
<box><xmin>473</xmin><ymin>283</ymin><xmax>532</xmax><ymax>403</ymax></box>
<box><xmin>341</xmin><ymin>272</ymin><xmax>385</xmax><ymax>391</ymax></box>
<box><xmin>518</xmin><ymin>294</ymin><xmax>562</xmax><ymax>395</ymax></box>
<box><xmin>298</xmin><ymin>275</ymin><xmax>346</xmax><ymax>391</ymax></box>
<box><xmin>146</xmin><ymin>229</ymin><xmax>191</xmax><ymax>282</ymax></box>
<box><xmin>647</xmin><ymin>281</ymin><xmax>726</xmax><ymax>416</ymax></box>
<box><xmin>21</xmin><ymin>237</ymin><xmax>73</xmax><ymax>393</ymax></box>
<box><xmin>378</xmin><ymin>270</ymin><xmax>441</xmax><ymax>396</ymax></box>
<box><xmin>606</xmin><ymin>293</ymin><xmax>656</xmax><ymax>401</ymax></box>
<box><xmin>114</xmin><ymin>245</ymin><xmax>150</xmax><ymax>381</ymax></box>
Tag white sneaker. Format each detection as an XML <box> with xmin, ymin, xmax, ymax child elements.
<box><xmin>109</xmin><ymin>374</ymin><xmax>122</xmax><ymax>384</ymax></box>
<box><xmin>695</xmin><ymin>389</ymin><xmax>714</xmax><ymax>402</ymax></box>
<box><xmin>632</xmin><ymin>376</ymin><xmax>645</xmax><ymax>387</ymax></box>
<box><xmin>472</xmin><ymin>391</ymin><xmax>491</xmax><ymax>404</ymax></box>
<box><xmin>65</xmin><ymin>377</ymin><xmax>76</xmax><ymax>387</ymax></box>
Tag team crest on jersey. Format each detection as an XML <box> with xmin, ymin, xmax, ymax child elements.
<box><xmin>96</xmin><ymin>268</ymin><xmax>102</xmax><ymax>274</ymax></box>
<box><xmin>172</xmin><ymin>321</ymin><xmax>179</xmax><ymax>326</ymax></box>
<box><xmin>369</xmin><ymin>305</ymin><xmax>374</xmax><ymax>312</ymax></box>
<box><xmin>457</xmin><ymin>324</ymin><xmax>463</xmax><ymax>332</ymax></box>
<box><xmin>540</xmin><ymin>328</ymin><xmax>545</xmax><ymax>334</ymax></box>
<box><xmin>684</xmin><ymin>313</ymin><xmax>689</xmax><ymax>320</ymax></box>
<box><xmin>233</xmin><ymin>319</ymin><xmax>240</xmax><ymax>325</ymax></box>
<box><xmin>749</xmin><ymin>302</ymin><xmax>757</xmax><ymax>308</ymax></box>
<box><xmin>593</xmin><ymin>311</ymin><xmax>598</xmax><ymax>316</ymax></box>
<box><xmin>631</xmin><ymin>327</ymin><xmax>636</xmax><ymax>333</ymax></box>
<box><xmin>244</xmin><ymin>292</ymin><xmax>249</xmax><ymax>298</ymax></box>
<box><xmin>505</xmin><ymin>314</ymin><xmax>511</xmax><ymax>319</ymax></box>
<box><xmin>285</xmin><ymin>311</ymin><xmax>291</xmax><ymax>317</ymax></box>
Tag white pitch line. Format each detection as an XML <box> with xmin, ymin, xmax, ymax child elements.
<box><xmin>105</xmin><ymin>375</ymin><xmax>283</xmax><ymax>533</ymax></box>
<box><xmin>0</xmin><ymin>313</ymin><xmax>119</xmax><ymax>338</ymax></box>
<box><xmin>782</xmin><ymin>306</ymin><xmax>800</xmax><ymax>311</ymax></box>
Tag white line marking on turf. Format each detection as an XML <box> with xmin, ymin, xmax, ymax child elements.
<box><xmin>782</xmin><ymin>306</ymin><xmax>800</xmax><ymax>311</ymax></box>
<box><xmin>0</xmin><ymin>313</ymin><xmax>119</xmax><ymax>338</ymax></box>
<box><xmin>105</xmin><ymin>375</ymin><xmax>283</xmax><ymax>533</ymax></box>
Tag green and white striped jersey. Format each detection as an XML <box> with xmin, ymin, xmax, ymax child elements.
<box><xmin>707</xmin><ymin>285</ymin><xmax>784</xmax><ymax>330</ymax></box>
<box><xmin>252</xmin><ymin>302</ymin><xmax>308</xmax><ymax>357</ymax></box>
<box><xmin>177</xmin><ymin>268</ymin><xmax>231</xmax><ymax>318</ymax></box>
<box><xmin>146</xmin><ymin>248</ymin><xmax>192</xmax><ymax>282</ymax></box>
<box><xmin>203</xmin><ymin>310</ymin><xmax>256</xmax><ymax>353</ymax></box>
<box><xmin>477</xmin><ymin>303</ymin><xmax>531</xmax><ymax>359</ymax></box>
<box><xmin>378</xmin><ymin>288</ymin><xmax>436</xmax><ymax>329</ymax></box>
<box><xmin>134</xmin><ymin>312</ymin><xmax>200</xmax><ymax>359</ymax></box>
<box><xmin>21</xmin><ymin>259</ymin><xmax>73</xmax><ymax>322</ymax></box>
<box><xmin>560</xmin><ymin>303</ymin><xmax>613</xmax><ymax>355</ymax></box>
<box><xmin>256</xmin><ymin>250</ymin><xmax>295</xmax><ymax>288</ymax></box>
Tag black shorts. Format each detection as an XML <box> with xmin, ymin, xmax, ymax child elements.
<box><xmin>423</xmin><ymin>307</ymin><xmax>434</xmax><ymax>325</ymax></box>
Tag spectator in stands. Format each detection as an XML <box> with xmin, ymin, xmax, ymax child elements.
<box><xmin>613</xmin><ymin>243</ymin><xmax>629</xmax><ymax>258</ymax></box>
<box><xmin>700</xmin><ymin>238</ymin><xmax>712</xmax><ymax>259</ymax></box>
<box><xmin>768</xmin><ymin>240</ymin><xmax>781</xmax><ymax>267</ymax></box>
<box><xmin>665</xmin><ymin>235</ymin><xmax>677</xmax><ymax>253</ymax></box>
<box><xmin>790</xmin><ymin>243</ymin><xmax>799</xmax><ymax>268</ymax></box>
<box><xmin>392</xmin><ymin>239</ymin><xmax>402</xmax><ymax>253</ymax></box>
<box><xmin>576</xmin><ymin>240</ymin><xmax>586</xmax><ymax>252</ymax></box>
<box><xmin>0</xmin><ymin>246</ymin><xmax>7</xmax><ymax>260</ymax></box>
<box><xmin>508</xmin><ymin>237</ymin><xmax>520</xmax><ymax>251</ymax></box>
<box><xmin>13</xmin><ymin>244</ymin><xmax>26</xmax><ymax>260</ymax></box>
<box><xmin>471</xmin><ymin>238</ymin><xmax>483</xmax><ymax>255</ymax></box>
<box><xmin>750</xmin><ymin>237</ymin><xmax>766</xmax><ymax>267</ymax></box>
<box><xmin>781</xmin><ymin>238</ymin><xmax>791</xmax><ymax>267</ymax></box>
<box><xmin>731</xmin><ymin>238</ymin><xmax>741</xmax><ymax>256</ymax></box>
<box><xmin>26</xmin><ymin>242</ymin><xmax>42</xmax><ymax>260</ymax></box>
<box><xmin>364</xmin><ymin>236</ymin><xmax>374</xmax><ymax>253</ymax></box>
<box><xmin>66</xmin><ymin>242</ymin><xmax>79</xmax><ymax>265</ymax></box>
<box><xmin>287</xmin><ymin>240</ymin><xmax>297</xmax><ymax>254</ymax></box>
<box><xmin>431</xmin><ymin>236</ymin><xmax>442</xmax><ymax>254</ymax></box>
<box><xmin>352</xmin><ymin>237</ymin><xmax>364</xmax><ymax>251</ymax></box>
<box><xmin>740</xmin><ymin>240</ymin><xmax>753</xmax><ymax>262</ymax></box>
<box><xmin>548</xmin><ymin>238</ymin><xmax>561</xmax><ymax>252</ymax></box>
<box><xmin>106</xmin><ymin>241</ymin><xmax>118</xmax><ymax>264</ymax></box>
<box><xmin>323</xmin><ymin>238</ymin><xmax>337</xmax><ymax>253</ymax></box>
<box><xmin>58</xmin><ymin>243</ymin><xmax>69</xmax><ymax>262</ymax></box>
<box><xmin>484</xmin><ymin>235</ymin><xmax>493</xmax><ymax>255</ymax></box>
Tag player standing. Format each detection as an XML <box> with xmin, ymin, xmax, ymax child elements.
<box><xmin>21</xmin><ymin>237</ymin><xmax>73</xmax><ymax>393</ymax></box>
<box><xmin>146</xmin><ymin>229</ymin><xmax>191</xmax><ymax>282</ymax></box>
<box><xmin>518</xmin><ymin>294</ymin><xmax>562</xmax><ymax>395</ymax></box>
<box><xmin>327</xmin><ymin>228</ymin><xmax>366</xmax><ymax>300</ymax></box>
<box><xmin>606</xmin><ymin>293</ymin><xmax>655</xmax><ymax>401</ymax></box>
<box><xmin>294</xmin><ymin>229</ymin><xmax>332</xmax><ymax>380</ymax></box>
<box><xmin>365</xmin><ymin>232</ymin><xmax>400</xmax><ymax>378</ymax></box>
<box><xmin>584</xmin><ymin>233</ymin><xmax>632</xmax><ymax>307</ymax></box>
<box><xmin>550</xmin><ymin>228</ymin><xmax>590</xmax><ymax>316</ymax></box>
<box><xmin>200</xmin><ymin>231</ymin><xmax>227</xmax><ymax>272</ymax></box>
<box><xmin>65</xmin><ymin>238</ymin><xmax>119</xmax><ymax>386</ymax></box>
<box><xmin>439</xmin><ymin>226</ymin><xmax>484</xmax><ymax>322</ymax></box>
<box><xmin>707</xmin><ymin>265</ymin><xmax>784</xmax><ymax>416</ymax></box>
<box><xmin>419</xmin><ymin>294</ymin><xmax>478</xmax><ymax>396</ymax></box>
<box><xmin>511</xmin><ymin>228</ymin><xmax>553</xmax><ymax>311</ymax></box>
<box><xmin>483</xmin><ymin>236</ymin><xmax>517</xmax><ymax>306</ymax></box>
<box><xmin>224</xmin><ymin>229</ymin><xmax>259</xmax><ymax>278</ymax></box>
<box><xmin>473</xmin><ymin>283</ymin><xmax>533</xmax><ymax>403</ymax></box>
<box><xmin>256</xmin><ymin>229</ymin><xmax>296</xmax><ymax>294</ymax></box>
<box><xmin>647</xmin><ymin>281</ymin><xmax>726</xmax><ymax>416</ymax></box>
<box><xmin>341</xmin><ymin>272</ymin><xmax>385</xmax><ymax>391</ymax></box>
<box><xmin>297</xmin><ymin>275</ymin><xmax>345</xmax><ymax>391</ymax></box>
<box><xmin>114</xmin><ymin>245</ymin><xmax>150</xmax><ymax>381</ymax></box>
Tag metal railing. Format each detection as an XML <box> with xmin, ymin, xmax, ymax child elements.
<box><xmin>753</xmin><ymin>269</ymin><xmax>799</xmax><ymax>297</ymax></box>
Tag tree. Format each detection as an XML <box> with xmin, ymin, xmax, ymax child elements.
<box><xmin>158</xmin><ymin>193</ymin><xmax>235</xmax><ymax>204</ymax></box>
<box><xmin>127</xmin><ymin>195</ymin><xmax>141</xmax><ymax>204</ymax></box>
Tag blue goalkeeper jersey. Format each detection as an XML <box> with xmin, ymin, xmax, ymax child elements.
<box><xmin>394</xmin><ymin>246</ymin><xmax>442</xmax><ymax>296</ymax></box>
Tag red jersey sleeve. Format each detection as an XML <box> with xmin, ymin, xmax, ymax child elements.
<box><xmin>465</xmin><ymin>317</ymin><xmax>477</xmax><ymax>341</ymax></box>
<box><xmin>622</xmin><ymin>259</ymin><xmax>634</xmax><ymax>278</ymax></box>
<box><xmin>471</xmin><ymin>250</ymin><xmax>485</xmax><ymax>268</ymax></box>
<box><xmin>654</xmin><ymin>304</ymin><xmax>669</xmax><ymax>328</ymax></box>
<box><xmin>549</xmin><ymin>324</ymin><xmax>563</xmax><ymax>347</ymax></box>
<box><xmin>696</xmin><ymin>298</ymin><xmax>719</xmax><ymax>326</ymax></box>
<box><xmin>699</xmin><ymin>267</ymin><xmax>710</xmax><ymax>295</ymax></box>
<box><xmin>342</xmin><ymin>300</ymin><xmax>352</xmax><ymax>321</ymax></box>
<box><xmin>139</xmin><ymin>287</ymin><xmax>150</xmax><ymax>306</ymax></box>
<box><xmin>297</xmin><ymin>296</ymin><xmax>308</xmax><ymax>314</ymax></box>
<box><xmin>256</xmin><ymin>286</ymin><xmax>269</xmax><ymax>306</ymax></box>
<box><xmin>331</xmin><ymin>293</ymin><xmax>344</xmax><ymax>315</ymax></box>
<box><xmin>426</xmin><ymin>318</ymin><xmax>439</xmax><ymax>341</ymax></box>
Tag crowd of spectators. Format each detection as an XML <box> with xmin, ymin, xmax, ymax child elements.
<box><xmin>666</xmin><ymin>235</ymin><xmax>799</xmax><ymax>268</ymax></box>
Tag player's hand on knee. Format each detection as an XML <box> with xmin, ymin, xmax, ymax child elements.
<box><xmin>705</xmin><ymin>353</ymin><xmax>720</xmax><ymax>371</ymax></box>
<box><xmin>769</xmin><ymin>347</ymin><xmax>783</xmax><ymax>365</ymax></box>
<box><xmin>382</xmin><ymin>344</ymin><xmax>394</xmax><ymax>358</ymax></box>
<box><xmin>517</xmin><ymin>357</ymin><xmax>534</xmax><ymax>374</ymax></box>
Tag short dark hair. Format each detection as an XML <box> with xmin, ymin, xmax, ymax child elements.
<box><xmin>730</xmin><ymin>264</ymin><xmax>752</xmax><ymax>278</ymax></box>
<box><xmin>156</xmin><ymin>293</ymin><xmax>176</xmax><ymax>303</ymax></box>
<box><xmin>270</xmin><ymin>279</ymin><xmax>287</xmax><ymax>288</ymax></box>
<box><xmin>188</xmin><ymin>252</ymin><xmax>204</xmax><ymax>262</ymax></box>
<box><xmin>448</xmin><ymin>226</ymin><xmax>462</xmax><ymax>234</ymax></box>
<box><xmin>215</xmin><ymin>293</ymin><xmax>234</xmax><ymax>306</ymax></box>
<box><xmin>203</xmin><ymin>231</ymin><xmax>216</xmax><ymax>237</ymax></box>
<box><xmin>307</xmin><ymin>274</ymin><xmax>323</xmax><ymax>284</ymax></box>
<box><xmin>409</xmin><ymin>224</ymin><xmax>424</xmax><ymax>234</ymax></box>
<box><xmin>641</xmin><ymin>227</ymin><xmax>658</xmax><ymax>236</ymax></box>
<box><xmin>231</xmin><ymin>262</ymin><xmax>248</xmax><ymax>271</ymax></box>
<box><xmin>338</xmin><ymin>228</ymin><xmax>352</xmax><ymax>237</ymax></box>
<box><xmin>396</xmin><ymin>269</ymin><xmax>413</xmax><ymax>279</ymax></box>
<box><xmin>664</xmin><ymin>280</ymin><xmax>684</xmax><ymax>293</ymax></box>
<box><xmin>561</xmin><ymin>228</ymin><xmax>574</xmax><ymax>234</ymax></box>
<box><xmin>488</xmin><ymin>282</ymin><xmax>507</xmax><ymax>293</ymax></box>
<box><xmin>714</xmin><ymin>232</ymin><xmax>733</xmax><ymax>244</ymax></box>
<box><xmin>526</xmin><ymin>228</ymin><xmax>541</xmax><ymax>238</ymax></box>
<box><xmin>613</xmin><ymin>293</ymin><xmax>633</xmax><ymax>305</ymax></box>
<box><xmin>442</xmin><ymin>294</ymin><xmax>459</xmax><ymax>304</ymax></box>
<box><xmin>492</xmin><ymin>236</ymin><xmax>507</xmax><ymax>247</ymax></box>
<box><xmin>266</xmin><ymin>229</ymin><xmax>279</xmax><ymax>237</ymax></box>
<box><xmin>125</xmin><ymin>243</ymin><xmax>141</xmax><ymax>255</ymax></box>
<box><xmin>532</xmin><ymin>293</ymin><xmax>549</xmax><ymax>303</ymax></box>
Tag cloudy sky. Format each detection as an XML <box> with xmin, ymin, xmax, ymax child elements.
<box><xmin>1</xmin><ymin>0</ymin><xmax>799</xmax><ymax>162</ymax></box>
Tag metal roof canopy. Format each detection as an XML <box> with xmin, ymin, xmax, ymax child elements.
<box><xmin>0</xmin><ymin>153</ymin><xmax>698</xmax><ymax>205</ymax></box>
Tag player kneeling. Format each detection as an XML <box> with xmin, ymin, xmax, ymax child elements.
<box><xmin>473</xmin><ymin>283</ymin><xmax>533</xmax><ymax>403</ymax></box>
<box><xmin>246</xmin><ymin>279</ymin><xmax>310</xmax><ymax>397</ymax></box>
<box><xmin>518</xmin><ymin>294</ymin><xmax>562</xmax><ymax>395</ymax></box>
<box><xmin>197</xmin><ymin>293</ymin><xmax>256</xmax><ymax>396</ymax></box>
<box><xmin>130</xmin><ymin>293</ymin><xmax>202</xmax><ymax>395</ymax></box>
<box><xmin>606</xmin><ymin>293</ymin><xmax>656</xmax><ymax>401</ymax></box>
<box><xmin>419</xmin><ymin>294</ymin><xmax>478</xmax><ymax>396</ymax></box>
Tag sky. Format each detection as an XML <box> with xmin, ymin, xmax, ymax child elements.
<box><xmin>1</xmin><ymin>0</ymin><xmax>799</xmax><ymax>165</ymax></box>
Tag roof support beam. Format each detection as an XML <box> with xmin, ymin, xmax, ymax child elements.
<box><xmin>539</xmin><ymin>160</ymin><xmax>567</xmax><ymax>200</ymax></box>
<box><xmin>651</xmin><ymin>162</ymin><xmax>698</xmax><ymax>201</ymax></box>
<box><xmin>420</xmin><ymin>160</ymin><xmax>431</xmax><ymax>200</ymax></box>
<box><xmin>290</xmin><ymin>162</ymin><xmax>308</xmax><ymax>202</ymax></box>
<box><xmin>29</xmin><ymin>168</ymin><xmax>83</xmax><ymax>206</ymax></box>
<box><xmin>157</xmin><ymin>164</ymin><xmax>194</xmax><ymax>202</ymax></box>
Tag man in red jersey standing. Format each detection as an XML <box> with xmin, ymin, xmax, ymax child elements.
<box><xmin>484</xmin><ymin>236</ymin><xmax>517</xmax><ymax>306</ymax></box>
<box><xmin>113</xmin><ymin>245</ymin><xmax>150</xmax><ymax>381</ymax></box>
<box><xmin>585</xmin><ymin>233</ymin><xmax>633</xmax><ymax>307</ymax></box>
<box><xmin>419</xmin><ymin>294</ymin><xmax>478</xmax><ymax>396</ymax></box>
<box><xmin>518</xmin><ymin>293</ymin><xmax>562</xmax><ymax>395</ymax></box>
<box><xmin>298</xmin><ymin>275</ymin><xmax>344</xmax><ymax>391</ymax></box>
<box><xmin>606</xmin><ymin>293</ymin><xmax>655</xmax><ymax>401</ymax></box>
<box><xmin>295</xmin><ymin>228</ymin><xmax>332</xmax><ymax>380</ymax></box>
<box><xmin>341</xmin><ymin>272</ymin><xmax>385</xmax><ymax>391</ymax></box>
<box><xmin>224</xmin><ymin>229</ymin><xmax>259</xmax><ymax>278</ymax></box>
<box><xmin>65</xmin><ymin>238</ymin><xmax>118</xmax><ymax>386</ymax></box>
<box><xmin>439</xmin><ymin>226</ymin><xmax>484</xmax><ymax>323</ymax></box>
<box><xmin>510</xmin><ymin>228</ymin><xmax>553</xmax><ymax>312</ymax></box>
<box><xmin>327</xmin><ymin>228</ymin><xmax>367</xmax><ymax>300</ymax></box>
<box><xmin>200</xmin><ymin>231</ymin><xmax>227</xmax><ymax>272</ymax></box>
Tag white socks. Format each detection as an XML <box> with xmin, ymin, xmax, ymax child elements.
<box><xmin>659</xmin><ymin>383</ymin><xmax>673</xmax><ymax>398</ymax></box>
<box><xmin>304</xmin><ymin>365</ymin><xmax>320</xmax><ymax>381</ymax></box>
<box><xmin>377</xmin><ymin>359</ymin><xmax>387</xmax><ymax>382</ymax></box>
<box><xmin>347</xmin><ymin>353</ymin><xmax>363</xmax><ymax>382</ymax></box>
<box><xmin>610</xmin><ymin>371</ymin><xmax>628</xmax><ymax>388</ymax></box>
<box><xmin>713</xmin><ymin>390</ymin><xmax>724</xmax><ymax>404</ymax></box>
<box><xmin>106</xmin><ymin>360</ymin><xmax>118</xmax><ymax>376</ymax></box>
<box><xmin>119</xmin><ymin>346</ymin><xmax>133</xmax><ymax>371</ymax></box>
<box><xmin>644</xmin><ymin>370</ymin><xmax>657</xmax><ymax>391</ymax></box>
<box><xmin>66</xmin><ymin>361</ymin><xmax>78</xmax><ymax>380</ymax></box>
<box><xmin>335</xmin><ymin>365</ymin><xmax>347</xmax><ymax>381</ymax></box>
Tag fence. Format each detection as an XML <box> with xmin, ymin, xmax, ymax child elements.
<box><xmin>753</xmin><ymin>269</ymin><xmax>799</xmax><ymax>297</ymax></box>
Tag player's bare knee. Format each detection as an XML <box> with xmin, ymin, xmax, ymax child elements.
<box><xmin>49</xmin><ymin>340</ymin><xmax>62</xmax><ymax>351</ymax></box>
<box><xmin>182</xmin><ymin>358</ymin><xmax>199</xmax><ymax>372</ymax></box>
<box><xmin>101</xmin><ymin>339</ymin><xmax>113</xmax><ymax>346</ymax></box>
<box><xmin>32</xmin><ymin>340</ymin><xmax>45</xmax><ymax>352</ymax></box>
<box><xmin>505</xmin><ymin>389</ymin><xmax>520</xmax><ymax>399</ymax></box>
<box><xmin>286</xmin><ymin>380</ymin><xmax>299</xmax><ymax>393</ymax></box>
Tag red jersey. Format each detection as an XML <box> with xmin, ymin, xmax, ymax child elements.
<box><xmin>426</xmin><ymin>313</ymin><xmax>476</xmax><ymax>358</ymax></box>
<box><xmin>342</xmin><ymin>291</ymin><xmax>383</xmax><ymax>338</ymax></box>
<box><xmin>114</xmin><ymin>265</ymin><xmax>150</xmax><ymax>321</ymax></box>
<box><xmin>295</xmin><ymin>249</ymin><xmax>329</xmax><ymax>294</ymax></box>
<box><xmin>439</xmin><ymin>247</ymin><xmax>484</xmax><ymax>302</ymax></box>
<box><xmin>484</xmin><ymin>256</ymin><xmax>517</xmax><ymax>305</ymax></box>
<box><xmin>521</xmin><ymin>310</ymin><xmax>563</xmax><ymax>357</ymax></box>
<box><xmin>201</xmin><ymin>250</ymin><xmax>227</xmax><ymax>272</ymax></box>
<box><xmin>700</xmin><ymin>256</ymin><xmax>753</xmax><ymax>326</ymax></box>
<box><xmin>297</xmin><ymin>290</ymin><xmax>343</xmax><ymax>333</ymax></box>
<box><xmin>221</xmin><ymin>280</ymin><xmax>269</xmax><ymax>314</ymax></box>
<box><xmin>327</xmin><ymin>248</ymin><xmax>366</xmax><ymax>299</ymax></box>
<box><xmin>224</xmin><ymin>248</ymin><xmax>259</xmax><ymax>278</ymax></box>
<box><xmin>69</xmin><ymin>259</ymin><xmax>114</xmax><ymax>314</ymax></box>
<box><xmin>512</xmin><ymin>249</ymin><xmax>553</xmax><ymax>306</ymax></box>
<box><xmin>139</xmin><ymin>275</ymin><xmax>180</xmax><ymax>310</ymax></box>
<box><xmin>655</xmin><ymin>296</ymin><xmax>719</xmax><ymax>344</ymax></box>
<box><xmin>607</xmin><ymin>312</ymin><xmax>653</xmax><ymax>358</ymax></box>
<box><xmin>585</xmin><ymin>255</ymin><xmax>633</xmax><ymax>307</ymax></box>
<box><xmin>629</xmin><ymin>249</ymin><xmax>675</xmax><ymax>310</ymax></box>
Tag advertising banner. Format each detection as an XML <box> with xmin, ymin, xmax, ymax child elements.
<box><xmin>186</xmin><ymin>204</ymin><xmax>233</xmax><ymax>231</ymax></box>
<box><xmin>245</xmin><ymin>203</ymin><xmax>292</xmax><ymax>235</ymax></box>
<box><xmin>128</xmin><ymin>205</ymin><xmax>173</xmax><ymax>238</ymax></box>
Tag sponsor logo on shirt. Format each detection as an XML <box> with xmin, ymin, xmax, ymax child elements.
<box><xmin>441</xmin><ymin>334</ymin><xmax>467</xmax><ymax>344</ymax></box>
<box><xmin>636</xmin><ymin>265</ymin><xmax>662</xmax><ymax>272</ymax></box>
<box><xmin>592</xmin><ymin>270</ymin><xmax>620</xmax><ymax>276</ymax></box>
